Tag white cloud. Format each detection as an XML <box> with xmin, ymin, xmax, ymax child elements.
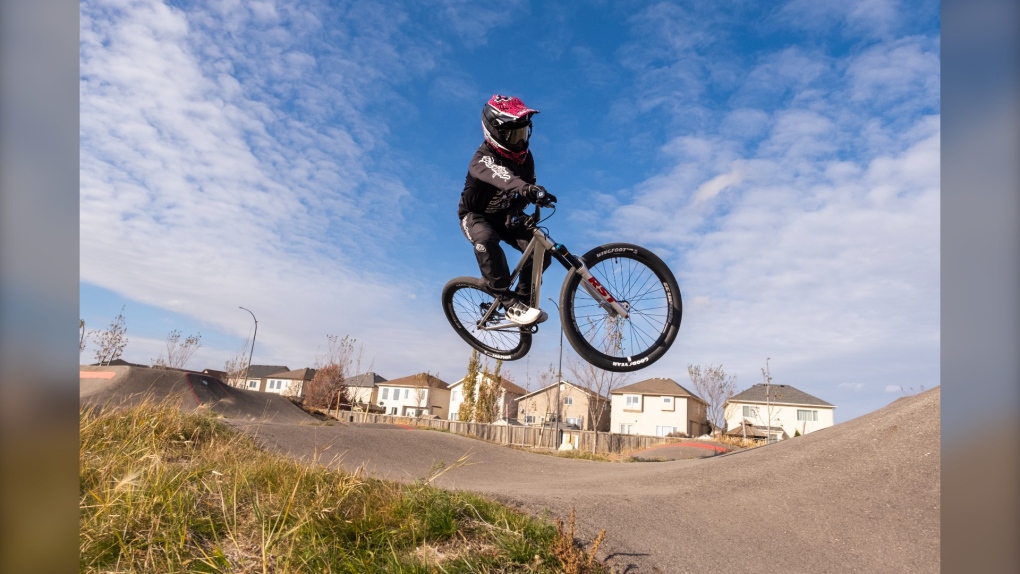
<box><xmin>79</xmin><ymin>0</ymin><xmax>467</xmax><ymax>377</ymax></box>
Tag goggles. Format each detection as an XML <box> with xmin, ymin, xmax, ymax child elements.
<box><xmin>500</xmin><ymin>123</ymin><xmax>532</xmax><ymax>148</ymax></box>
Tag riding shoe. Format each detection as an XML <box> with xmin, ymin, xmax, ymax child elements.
<box><xmin>505</xmin><ymin>301</ymin><xmax>546</xmax><ymax>326</ymax></box>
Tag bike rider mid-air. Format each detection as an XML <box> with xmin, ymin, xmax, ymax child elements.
<box><xmin>458</xmin><ymin>94</ymin><xmax>557</xmax><ymax>326</ymax></box>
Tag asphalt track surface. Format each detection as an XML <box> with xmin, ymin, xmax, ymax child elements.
<box><xmin>82</xmin><ymin>367</ymin><xmax>940</xmax><ymax>573</ymax></box>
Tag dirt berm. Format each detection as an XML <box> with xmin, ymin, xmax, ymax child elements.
<box><xmin>79</xmin><ymin>365</ymin><xmax>314</xmax><ymax>424</ymax></box>
<box><xmin>232</xmin><ymin>387</ymin><xmax>940</xmax><ymax>573</ymax></box>
<box><xmin>83</xmin><ymin>366</ymin><xmax>938</xmax><ymax>573</ymax></box>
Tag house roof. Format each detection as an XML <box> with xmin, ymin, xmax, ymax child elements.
<box><xmin>728</xmin><ymin>384</ymin><xmax>834</xmax><ymax>407</ymax></box>
<box><xmin>202</xmin><ymin>368</ymin><xmax>228</xmax><ymax>379</ymax></box>
<box><xmin>612</xmin><ymin>377</ymin><xmax>706</xmax><ymax>403</ymax></box>
<box><xmin>516</xmin><ymin>380</ymin><xmax>609</xmax><ymax>402</ymax></box>
<box><xmin>270</xmin><ymin>367</ymin><xmax>316</xmax><ymax>381</ymax></box>
<box><xmin>383</xmin><ymin>373</ymin><xmax>450</xmax><ymax>390</ymax></box>
<box><xmin>348</xmin><ymin>371</ymin><xmax>388</xmax><ymax>388</ymax></box>
<box><xmin>244</xmin><ymin>365</ymin><xmax>291</xmax><ymax>379</ymax></box>
<box><xmin>450</xmin><ymin>374</ymin><xmax>528</xmax><ymax>396</ymax></box>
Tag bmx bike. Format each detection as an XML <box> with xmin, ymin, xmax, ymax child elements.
<box><xmin>441</xmin><ymin>205</ymin><xmax>682</xmax><ymax>372</ymax></box>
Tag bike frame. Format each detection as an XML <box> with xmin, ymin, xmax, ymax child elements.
<box><xmin>476</xmin><ymin>207</ymin><xmax>632</xmax><ymax>332</ymax></box>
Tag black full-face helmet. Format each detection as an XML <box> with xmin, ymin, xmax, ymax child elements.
<box><xmin>481</xmin><ymin>94</ymin><xmax>539</xmax><ymax>162</ymax></box>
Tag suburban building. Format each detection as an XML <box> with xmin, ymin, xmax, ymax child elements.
<box><xmin>516</xmin><ymin>380</ymin><xmax>611</xmax><ymax>432</ymax></box>
<box><xmin>610</xmin><ymin>378</ymin><xmax>710</xmax><ymax>437</ymax></box>
<box><xmin>448</xmin><ymin>373</ymin><xmax>527</xmax><ymax>422</ymax></box>
<box><xmin>376</xmin><ymin>373</ymin><xmax>451</xmax><ymax>418</ymax></box>
<box><xmin>724</xmin><ymin>383</ymin><xmax>835</xmax><ymax>440</ymax></box>
<box><xmin>233</xmin><ymin>365</ymin><xmax>290</xmax><ymax>391</ymax></box>
<box><xmin>262</xmin><ymin>367</ymin><xmax>316</xmax><ymax>397</ymax></box>
<box><xmin>347</xmin><ymin>371</ymin><xmax>387</xmax><ymax>409</ymax></box>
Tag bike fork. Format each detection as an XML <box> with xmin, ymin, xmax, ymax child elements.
<box><xmin>549</xmin><ymin>242</ymin><xmax>631</xmax><ymax>320</ymax></box>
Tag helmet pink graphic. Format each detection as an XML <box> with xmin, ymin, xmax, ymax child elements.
<box><xmin>487</xmin><ymin>95</ymin><xmax>539</xmax><ymax>120</ymax></box>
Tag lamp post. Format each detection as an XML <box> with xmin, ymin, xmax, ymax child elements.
<box><xmin>239</xmin><ymin>306</ymin><xmax>257</xmax><ymax>389</ymax></box>
<box><xmin>548</xmin><ymin>298</ymin><xmax>563</xmax><ymax>449</ymax></box>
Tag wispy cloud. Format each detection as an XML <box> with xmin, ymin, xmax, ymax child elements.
<box><xmin>574</xmin><ymin>2</ymin><xmax>940</xmax><ymax>407</ymax></box>
<box><xmin>79</xmin><ymin>0</ymin><xmax>462</xmax><ymax>373</ymax></box>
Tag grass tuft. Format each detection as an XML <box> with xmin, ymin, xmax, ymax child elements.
<box><xmin>80</xmin><ymin>400</ymin><xmax>612</xmax><ymax>573</ymax></box>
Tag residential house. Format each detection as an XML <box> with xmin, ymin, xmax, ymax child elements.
<box><xmin>376</xmin><ymin>373</ymin><xmax>452</xmax><ymax>418</ymax></box>
<box><xmin>448</xmin><ymin>373</ymin><xmax>527</xmax><ymax>422</ymax></box>
<box><xmin>516</xmin><ymin>380</ymin><xmax>611</xmax><ymax>432</ymax></box>
<box><xmin>263</xmin><ymin>368</ymin><xmax>316</xmax><ymax>398</ymax></box>
<box><xmin>347</xmin><ymin>371</ymin><xmax>387</xmax><ymax>409</ymax></box>
<box><xmin>610</xmin><ymin>378</ymin><xmax>710</xmax><ymax>437</ymax></box>
<box><xmin>724</xmin><ymin>383</ymin><xmax>835</xmax><ymax>440</ymax></box>
<box><xmin>234</xmin><ymin>365</ymin><xmax>290</xmax><ymax>391</ymax></box>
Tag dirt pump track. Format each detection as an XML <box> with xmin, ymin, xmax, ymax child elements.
<box><xmin>81</xmin><ymin>367</ymin><xmax>939</xmax><ymax>573</ymax></box>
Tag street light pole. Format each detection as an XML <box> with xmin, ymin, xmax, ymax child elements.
<box><xmin>548</xmin><ymin>298</ymin><xmax>563</xmax><ymax>449</ymax></box>
<box><xmin>239</xmin><ymin>306</ymin><xmax>257</xmax><ymax>389</ymax></box>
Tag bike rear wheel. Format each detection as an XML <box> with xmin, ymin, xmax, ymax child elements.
<box><xmin>560</xmin><ymin>244</ymin><xmax>682</xmax><ymax>372</ymax></box>
<box><xmin>442</xmin><ymin>276</ymin><xmax>532</xmax><ymax>361</ymax></box>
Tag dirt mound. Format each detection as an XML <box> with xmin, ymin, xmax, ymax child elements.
<box><xmin>80</xmin><ymin>365</ymin><xmax>315</xmax><ymax>424</ymax></box>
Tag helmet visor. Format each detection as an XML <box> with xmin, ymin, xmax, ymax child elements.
<box><xmin>501</xmin><ymin>124</ymin><xmax>531</xmax><ymax>149</ymax></box>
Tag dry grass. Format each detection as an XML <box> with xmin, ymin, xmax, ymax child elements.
<box><xmin>80</xmin><ymin>399</ymin><xmax>613</xmax><ymax>573</ymax></box>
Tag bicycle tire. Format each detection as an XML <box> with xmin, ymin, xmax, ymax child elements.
<box><xmin>559</xmin><ymin>243</ymin><xmax>682</xmax><ymax>372</ymax></box>
<box><xmin>442</xmin><ymin>276</ymin><xmax>532</xmax><ymax>361</ymax></box>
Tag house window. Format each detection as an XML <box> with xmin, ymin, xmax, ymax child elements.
<box><xmin>524</xmin><ymin>415</ymin><xmax>536</xmax><ymax>424</ymax></box>
<box><xmin>248</xmin><ymin>381</ymin><xmax>257</xmax><ymax>389</ymax></box>
<box><xmin>564</xmin><ymin>397</ymin><xmax>574</xmax><ymax>406</ymax></box>
<box><xmin>620</xmin><ymin>424</ymin><xmax>634</xmax><ymax>434</ymax></box>
<box><xmin>390</xmin><ymin>407</ymin><xmax>397</xmax><ymax>415</ymax></box>
<box><xmin>381</xmin><ymin>388</ymin><xmax>389</xmax><ymax>400</ymax></box>
<box><xmin>743</xmin><ymin>405</ymin><xmax>759</xmax><ymax>417</ymax></box>
<box><xmin>656</xmin><ymin>425</ymin><xmax>677</xmax><ymax>437</ymax></box>
<box><xmin>452</xmin><ymin>390</ymin><xmax>461</xmax><ymax>401</ymax></box>
<box><xmin>404</xmin><ymin>389</ymin><xmax>410</xmax><ymax>399</ymax></box>
<box><xmin>625</xmin><ymin>395</ymin><xmax>640</xmax><ymax>409</ymax></box>
<box><xmin>566</xmin><ymin>417</ymin><xmax>582</xmax><ymax>426</ymax></box>
<box><xmin>797</xmin><ymin>409</ymin><xmax>818</xmax><ymax>422</ymax></box>
<box><xmin>663</xmin><ymin>397</ymin><xmax>672</xmax><ymax>404</ymax></box>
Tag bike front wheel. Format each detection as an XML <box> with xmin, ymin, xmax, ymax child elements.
<box><xmin>442</xmin><ymin>276</ymin><xmax>532</xmax><ymax>361</ymax></box>
<box><xmin>560</xmin><ymin>244</ymin><xmax>682</xmax><ymax>372</ymax></box>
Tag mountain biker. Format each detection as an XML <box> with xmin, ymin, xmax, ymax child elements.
<box><xmin>458</xmin><ymin>94</ymin><xmax>557</xmax><ymax>326</ymax></box>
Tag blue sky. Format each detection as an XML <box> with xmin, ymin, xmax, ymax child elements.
<box><xmin>80</xmin><ymin>0</ymin><xmax>940</xmax><ymax>423</ymax></box>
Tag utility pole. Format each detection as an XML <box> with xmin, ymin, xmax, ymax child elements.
<box><xmin>239</xmin><ymin>306</ymin><xmax>257</xmax><ymax>389</ymax></box>
<box><xmin>549</xmin><ymin>298</ymin><xmax>563</xmax><ymax>450</ymax></box>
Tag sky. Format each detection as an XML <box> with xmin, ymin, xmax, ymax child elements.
<box><xmin>79</xmin><ymin>0</ymin><xmax>941</xmax><ymax>424</ymax></box>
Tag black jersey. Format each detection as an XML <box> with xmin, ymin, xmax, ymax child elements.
<box><xmin>457</xmin><ymin>143</ymin><xmax>536</xmax><ymax>219</ymax></box>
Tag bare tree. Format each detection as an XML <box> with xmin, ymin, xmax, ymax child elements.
<box><xmin>304</xmin><ymin>334</ymin><xmax>360</xmax><ymax>409</ymax></box>
<box><xmin>757</xmin><ymin>357</ymin><xmax>783</xmax><ymax>442</ymax></box>
<box><xmin>92</xmin><ymin>307</ymin><xmax>128</xmax><ymax>365</ymax></box>
<box><xmin>412</xmin><ymin>371</ymin><xmax>442</xmax><ymax>418</ymax></box>
<box><xmin>568</xmin><ymin>355</ymin><xmax>631</xmax><ymax>452</ymax></box>
<box><xmin>687</xmin><ymin>363</ymin><xmax>737</xmax><ymax>435</ymax></box>
<box><xmin>151</xmin><ymin>330</ymin><xmax>202</xmax><ymax>370</ymax></box>
<box><xmin>223</xmin><ymin>336</ymin><xmax>252</xmax><ymax>388</ymax></box>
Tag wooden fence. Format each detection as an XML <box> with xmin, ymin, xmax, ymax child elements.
<box><xmin>330</xmin><ymin>409</ymin><xmax>685</xmax><ymax>454</ymax></box>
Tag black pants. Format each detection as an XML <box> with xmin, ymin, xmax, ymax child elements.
<box><xmin>460</xmin><ymin>212</ymin><xmax>551</xmax><ymax>307</ymax></box>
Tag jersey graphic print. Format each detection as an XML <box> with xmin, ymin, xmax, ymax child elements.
<box><xmin>479</xmin><ymin>155</ymin><xmax>511</xmax><ymax>182</ymax></box>
<box><xmin>478</xmin><ymin>155</ymin><xmax>515</xmax><ymax>213</ymax></box>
